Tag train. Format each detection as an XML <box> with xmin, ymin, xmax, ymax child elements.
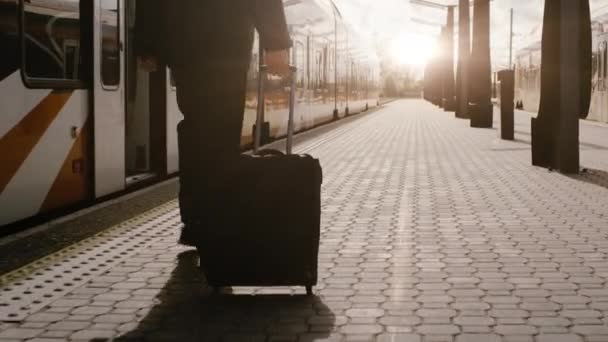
<box><xmin>0</xmin><ymin>0</ymin><xmax>381</xmax><ymax>229</ymax></box>
<box><xmin>515</xmin><ymin>4</ymin><xmax>608</xmax><ymax>123</ymax></box>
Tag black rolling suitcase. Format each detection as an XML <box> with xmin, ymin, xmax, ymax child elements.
<box><xmin>196</xmin><ymin>65</ymin><xmax>322</xmax><ymax>295</ymax></box>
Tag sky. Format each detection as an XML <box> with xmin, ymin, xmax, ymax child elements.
<box><xmin>332</xmin><ymin>0</ymin><xmax>608</xmax><ymax>70</ymax></box>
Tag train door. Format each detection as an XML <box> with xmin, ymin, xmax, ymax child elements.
<box><xmin>94</xmin><ymin>0</ymin><xmax>125</xmax><ymax>197</ymax></box>
<box><xmin>124</xmin><ymin>0</ymin><xmax>167</xmax><ymax>185</ymax></box>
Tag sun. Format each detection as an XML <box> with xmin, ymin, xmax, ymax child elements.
<box><xmin>390</xmin><ymin>33</ymin><xmax>437</xmax><ymax>66</ymax></box>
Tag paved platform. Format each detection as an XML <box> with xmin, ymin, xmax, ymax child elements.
<box><xmin>1</xmin><ymin>99</ymin><xmax>608</xmax><ymax>342</ymax></box>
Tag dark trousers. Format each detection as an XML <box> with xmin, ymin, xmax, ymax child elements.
<box><xmin>173</xmin><ymin>65</ymin><xmax>249</xmax><ymax>222</ymax></box>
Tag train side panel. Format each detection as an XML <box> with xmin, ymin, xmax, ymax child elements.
<box><xmin>0</xmin><ymin>83</ymin><xmax>89</xmax><ymax>225</ymax></box>
<box><xmin>1</xmin><ymin>0</ymin><xmax>93</xmax><ymax>227</ymax></box>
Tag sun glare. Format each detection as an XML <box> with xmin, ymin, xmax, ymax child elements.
<box><xmin>390</xmin><ymin>34</ymin><xmax>437</xmax><ymax>67</ymax></box>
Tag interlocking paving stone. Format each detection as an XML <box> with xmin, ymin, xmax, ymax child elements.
<box><xmin>0</xmin><ymin>328</ymin><xmax>43</xmax><ymax>339</ymax></box>
<box><xmin>376</xmin><ymin>334</ymin><xmax>421</xmax><ymax>342</ymax></box>
<box><xmin>536</xmin><ymin>335</ymin><xmax>583</xmax><ymax>342</ymax></box>
<box><xmin>1</xmin><ymin>100</ymin><xmax>608</xmax><ymax>341</ymax></box>
<box><xmin>455</xmin><ymin>334</ymin><xmax>502</xmax><ymax>342</ymax></box>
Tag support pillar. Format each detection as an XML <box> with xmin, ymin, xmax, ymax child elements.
<box><xmin>424</xmin><ymin>56</ymin><xmax>439</xmax><ymax>105</ymax></box>
<box><xmin>531</xmin><ymin>0</ymin><xmax>592</xmax><ymax>173</ymax></box>
<box><xmin>469</xmin><ymin>0</ymin><xmax>493</xmax><ymax>128</ymax></box>
<box><xmin>442</xmin><ymin>6</ymin><xmax>457</xmax><ymax>112</ymax></box>
<box><xmin>455</xmin><ymin>0</ymin><xmax>470</xmax><ymax>118</ymax></box>
<box><xmin>438</xmin><ymin>27</ymin><xmax>447</xmax><ymax>109</ymax></box>
<box><xmin>433</xmin><ymin>53</ymin><xmax>442</xmax><ymax>107</ymax></box>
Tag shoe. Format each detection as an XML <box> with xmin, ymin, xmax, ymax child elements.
<box><xmin>178</xmin><ymin>224</ymin><xmax>198</xmax><ymax>247</ymax></box>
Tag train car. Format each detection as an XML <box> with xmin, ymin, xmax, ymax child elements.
<box><xmin>514</xmin><ymin>41</ymin><xmax>541</xmax><ymax>113</ymax></box>
<box><xmin>515</xmin><ymin>5</ymin><xmax>608</xmax><ymax>124</ymax></box>
<box><xmin>0</xmin><ymin>0</ymin><xmax>381</xmax><ymax>229</ymax></box>
<box><xmin>589</xmin><ymin>11</ymin><xmax>608</xmax><ymax>123</ymax></box>
<box><xmin>260</xmin><ymin>1</ymin><xmax>380</xmax><ymax>138</ymax></box>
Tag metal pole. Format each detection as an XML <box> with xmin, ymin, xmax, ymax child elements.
<box><xmin>509</xmin><ymin>8</ymin><xmax>514</xmax><ymax>69</ymax></box>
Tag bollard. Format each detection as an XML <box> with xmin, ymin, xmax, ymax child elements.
<box><xmin>498</xmin><ymin>69</ymin><xmax>515</xmax><ymax>140</ymax></box>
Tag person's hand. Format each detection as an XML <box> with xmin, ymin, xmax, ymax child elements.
<box><xmin>138</xmin><ymin>56</ymin><xmax>158</xmax><ymax>72</ymax></box>
<box><xmin>265</xmin><ymin>49</ymin><xmax>290</xmax><ymax>76</ymax></box>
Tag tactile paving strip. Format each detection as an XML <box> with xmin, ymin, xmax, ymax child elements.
<box><xmin>0</xmin><ymin>201</ymin><xmax>180</xmax><ymax>322</ymax></box>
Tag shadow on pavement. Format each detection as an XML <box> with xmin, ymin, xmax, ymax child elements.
<box><xmin>569</xmin><ymin>168</ymin><xmax>608</xmax><ymax>190</ymax></box>
<box><xmin>514</xmin><ymin>130</ymin><xmax>608</xmax><ymax>150</ymax></box>
<box><xmin>116</xmin><ymin>250</ymin><xmax>335</xmax><ymax>342</ymax></box>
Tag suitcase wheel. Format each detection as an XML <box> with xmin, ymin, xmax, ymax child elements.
<box><xmin>306</xmin><ymin>286</ymin><xmax>313</xmax><ymax>296</ymax></box>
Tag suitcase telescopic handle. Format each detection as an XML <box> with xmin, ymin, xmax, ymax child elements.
<box><xmin>286</xmin><ymin>65</ymin><xmax>297</xmax><ymax>155</ymax></box>
<box><xmin>254</xmin><ymin>64</ymin><xmax>267</xmax><ymax>155</ymax></box>
<box><xmin>254</xmin><ymin>63</ymin><xmax>297</xmax><ymax>156</ymax></box>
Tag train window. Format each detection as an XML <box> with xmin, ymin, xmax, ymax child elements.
<box><xmin>592</xmin><ymin>53</ymin><xmax>598</xmax><ymax>82</ymax></box>
<box><xmin>0</xmin><ymin>1</ymin><xmax>19</xmax><ymax>80</ymax></box>
<box><xmin>21</xmin><ymin>0</ymin><xmax>84</xmax><ymax>87</ymax></box>
<box><xmin>1</xmin><ymin>0</ymin><xmax>19</xmax><ymax>81</ymax></box>
<box><xmin>169</xmin><ymin>70</ymin><xmax>176</xmax><ymax>89</ymax></box>
<box><xmin>101</xmin><ymin>0</ymin><xmax>120</xmax><ymax>88</ymax></box>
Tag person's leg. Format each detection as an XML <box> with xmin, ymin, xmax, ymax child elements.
<box><xmin>173</xmin><ymin>66</ymin><xmax>248</xmax><ymax>245</ymax></box>
<box><xmin>176</xmin><ymin>119</ymin><xmax>196</xmax><ymax>222</ymax></box>
<box><xmin>174</xmin><ymin>67</ymin><xmax>215</xmax><ymax>245</ymax></box>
